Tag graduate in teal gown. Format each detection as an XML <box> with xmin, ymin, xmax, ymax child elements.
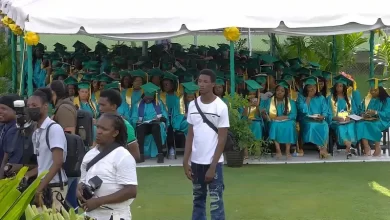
<box><xmin>213</xmin><ymin>77</ymin><xmax>228</xmax><ymax>103</ymax></box>
<box><xmin>91</xmin><ymin>73</ymin><xmax>112</xmax><ymax>103</ymax></box>
<box><xmin>126</xmin><ymin>69</ymin><xmax>146</xmax><ymax>111</ymax></box>
<box><xmin>74</xmin><ymin>82</ymin><xmax>99</xmax><ymax>145</ymax></box>
<box><xmin>131</xmin><ymin>83</ymin><xmax>168</xmax><ymax>163</ymax></box>
<box><xmin>296</xmin><ymin>76</ymin><xmax>330</xmax><ymax>158</ymax></box>
<box><xmin>171</xmin><ymin>81</ymin><xmax>199</xmax><ymax>136</ymax></box>
<box><xmin>356</xmin><ymin>78</ymin><xmax>390</xmax><ymax>156</ymax></box>
<box><xmin>23</xmin><ymin>43</ymin><xmax>48</xmax><ymax>91</ymax></box>
<box><xmin>241</xmin><ymin>80</ymin><xmax>263</xmax><ymax>141</ymax></box>
<box><xmin>334</xmin><ymin>74</ymin><xmax>362</xmax><ymax>114</ymax></box>
<box><xmin>64</xmin><ymin>76</ymin><xmax>78</xmax><ymax>99</ymax></box>
<box><xmin>326</xmin><ymin>76</ymin><xmax>357</xmax><ymax>153</ymax></box>
<box><xmin>52</xmin><ymin>68</ymin><xmax>68</xmax><ymax>81</ymax></box>
<box><xmin>104</xmin><ymin>82</ymin><xmax>131</xmax><ymax>121</ymax></box>
<box><xmin>149</xmin><ymin>68</ymin><xmax>163</xmax><ymax>87</ymax></box>
<box><xmin>263</xmin><ymin>80</ymin><xmax>297</xmax><ymax>158</ymax></box>
<box><xmin>159</xmin><ymin>71</ymin><xmax>181</xmax><ymax>125</ymax></box>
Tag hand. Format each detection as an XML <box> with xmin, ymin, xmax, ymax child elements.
<box><xmin>345</xmin><ymin>117</ymin><xmax>350</xmax><ymax>122</ymax></box>
<box><xmin>154</xmin><ymin>117</ymin><xmax>160</xmax><ymax>122</ymax></box>
<box><xmin>92</xmin><ymin>118</ymin><xmax>97</xmax><ymax>125</ymax></box>
<box><xmin>315</xmin><ymin>115</ymin><xmax>324</xmax><ymax>121</ymax></box>
<box><xmin>77</xmin><ymin>184</ymin><xmax>86</xmax><ymax>203</ymax></box>
<box><xmin>205</xmin><ymin>166</ymin><xmax>216</xmax><ymax>183</ymax></box>
<box><xmin>261</xmin><ymin>109</ymin><xmax>267</xmax><ymax>115</ymax></box>
<box><xmin>34</xmin><ymin>191</ymin><xmax>44</xmax><ymax>207</ymax></box>
<box><xmin>183</xmin><ymin>163</ymin><xmax>193</xmax><ymax>181</ymax></box>
<box><xmin>82</xmin><ymin>198</ymin><xmax>102</xmax><ymax>212</ymax></box>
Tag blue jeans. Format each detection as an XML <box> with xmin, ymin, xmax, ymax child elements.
<box><xmin>191</xmin><ymin>162</ymin><xmax>225</xmax><ymax>220</ymax></box>
<box><xmin>66</xmin><ymin>177</ymin><xmax>79</xmax><ymax>209</ymax></box>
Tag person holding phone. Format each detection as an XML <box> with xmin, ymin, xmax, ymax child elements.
<box><xmin>296</xmin><ymin>76</ymin><xmax>330</xmax><ymax>158</ymax></box>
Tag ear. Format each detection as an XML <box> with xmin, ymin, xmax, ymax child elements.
<box><xmin>112</xmin><ymin>130</ymin><xmax>119</xmax><ymax>138</ymax></box>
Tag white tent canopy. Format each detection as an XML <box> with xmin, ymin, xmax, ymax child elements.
<box><xmin>1</xmin><ymin>0</ymin><xmax>390</xmax><ymax>39</ymax></box>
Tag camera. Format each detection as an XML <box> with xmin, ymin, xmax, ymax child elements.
<box><xmin>82</xmin><ymin>176</ymin><xmax>103</xmax><ymax>200</ymax></box>
<box><xmin>13</xmin><ymin>100</ymin><xmax>31</xmax><ymax>129</ymax></box>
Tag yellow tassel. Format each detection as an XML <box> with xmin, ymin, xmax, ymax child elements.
<box><xmin>257</xmin><ymin>89</ymin><xmax>260</xmax><ymax>106</ymax></box>
<box><xmin>155</xmin><ymin>92</ymin><xmax>158</xmax><ymax>105</ymax></box>
<box><xmin>290</xmin><ymin>85</ymin><xmax>292</xmax><ymax>99</ymax></box>
<box><xmin>330</xmin><ymin>73</ymin><xmax>333</xmax><ymax>87</ymax></box>
<box><xmin>267</xmin><ymin>75</ymin><xmax>270</xmax><ymax>91</ymax></box>
<box><xmin>353</xmin><ymin>81</ymin><xmax>357</xmax><ymax>91</ymax></box>
<box><xmin>317</xmin><ymin>78</ymin><xmax>320</xmax><ymax>92</ymax></box>
<box><xmin>374</xmin><ymin>78</ymin><xmax>378</xmax><ymax>89</ymax></box>
<box><xmin>176</xmin><ymin>80</ymin><xmax>181</xmax><ymax>95</ymax></box>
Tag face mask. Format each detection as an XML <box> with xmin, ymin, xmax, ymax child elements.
<box><xmin>27</xmin><ymin>107</ymin><xmax>41</xmax><ymax>121</ymax></box>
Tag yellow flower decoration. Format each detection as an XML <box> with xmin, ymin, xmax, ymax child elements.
<box><xmin>1</xmin><ymin>16</ymin><xmax>15</xmax><ymax>27</ymax></box>
<box><xmin>223</xmin><ymin>27</ymin><xmax>240</xmax><ymax>42</ymax></box>
<box><xmin>9</xmin><ymin>24</ymin><xmax>23</xmax><ymax>36</ymax></box>
<box><xmin>24</xmin><ymin>31</ymin><xmax>40</xmax><ymax>46</ymax></box>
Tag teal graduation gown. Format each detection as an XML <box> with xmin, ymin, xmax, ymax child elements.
<box><xmin>79</xmin><ymin>101</ymin><xmax>99</xmax><ymax>143</ymax></box>
<box><xmin>326</xmin><ymin>96</ymin><xmax>357</xmax><ymax>145</ymax></box>
<box><xmin>239</xmin><ymin>106</ymin><xmax>263</xmax><ymax>140</ymax></box>
<box><xmin>171</xmin><ymin>101</ymin><xmax>189</xmax><ymax>135</ymax></box>
<box><xmin>264</xmin><ymin>98</ymin><xmax>297</xmax><ymax>144</ymax></box>
<box><xmin>131</xmin><ymin>100</ymin><xmax>168</xmax><ymax>157</ymax></box>
<box><xmin>297</xmin><ymin>95</ymin><xmax>329</xmax><ymax>147</ymax></box>
<box><xmin>23</xmin><ymin>59</ymin><xmax>47</xmax><ymax>90</ymax></box>
<box><xmin>356</xmin><ymin>97</ymin><xmax>390</xmax><ymax>142</ymax></box>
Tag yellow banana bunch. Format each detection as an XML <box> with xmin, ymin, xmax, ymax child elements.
<box><xmin>24</xmin><ymin>205</ymin><xmax>93</xmax><ymax>220</ymax></box>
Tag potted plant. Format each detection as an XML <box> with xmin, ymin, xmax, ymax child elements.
<box><xmin>223</xmin><ymin>93</ymin><xmax>265</xmax><ymax>167</ymax></box>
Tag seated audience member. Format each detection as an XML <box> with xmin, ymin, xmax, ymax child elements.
<box><xmin>50</xmin><ymin>80</ymin><xmax>77</xmax><ymax>134</ymax></box>
<box><xmin>78</xmin><ymin>113</ymin><xmax>137</xmax><ymax>220</ymax></box>
<box><xmin>25</xmin><ymin>88</ymin><xmax>68</xmax><ymax>210</ymax></box>
<box><xmin>0</xmin><ymin>94</ymin><xmax>24</xmax><ymax>178</ymax></box>
<box><xmin>98</xmin><ymin>89</ymin><xmax>140</xmax><ymax>162</ymax></box>
<box><xmin>131</xmin><ymin>83</ymin><xmax>169</xmax><ymax>163</ymax></box>
<box><xmin>356</xmin><ymin>78</ymin><xmax>390</xmax><ymax>156</ymax></box>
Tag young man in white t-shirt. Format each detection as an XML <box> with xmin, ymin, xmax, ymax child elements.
<box><xmin>183</xmin><ymin>69</ymin><xmax>229</xmax><ymax>220</ymax></box>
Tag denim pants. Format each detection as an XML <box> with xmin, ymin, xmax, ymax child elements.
<box><xmin>191</xmin><ymin>162</ymin><xmax>225</xmax><ymax>220</ymax></box>
<box><xmin>65</xmin><ymin>177</ymin><xmax>79</xmax><ymax>208</ymax></box>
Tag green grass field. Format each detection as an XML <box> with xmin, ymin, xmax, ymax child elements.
<box><xmin>131</xmin><ymin>163</ymin><xmax>390</xmax><ymax>220</ymax></box>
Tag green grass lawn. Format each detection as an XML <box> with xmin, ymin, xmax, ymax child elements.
<box><xmin>132</xmin><ymin>163</ymin><xmax>390</xmax><ymax>220</ymax></box>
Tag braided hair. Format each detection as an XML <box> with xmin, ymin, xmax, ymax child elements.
<box><xmin>100</xmin><ymin>112</ymin><xmax>128</xmax><ymax>147</ymax></box>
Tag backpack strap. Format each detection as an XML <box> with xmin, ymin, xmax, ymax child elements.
<box><xmin>86</xmin><ymin>142</ymin><xmax>121</xmax><ymax>171</ymax></box>
<box><xmin>45</xmin><ymin>122</ymin><xmax>64</xmax><ymax>190</ymax></box>
<box><xmin>194</xmin><ymin>98</ymin><xmax>218</xmax><ymax>134</ymax></box>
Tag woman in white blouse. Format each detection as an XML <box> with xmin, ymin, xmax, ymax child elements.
<box><xmin>77</xmin><ymin>113</ymin><xmax>137</xmax><ymax>220</ymax></box>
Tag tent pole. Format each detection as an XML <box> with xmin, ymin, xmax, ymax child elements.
<box><xmin>10</xmin><ymin>33</ymin><xmax>17</xmax><ymax>93</ymax></box>
<box><xmin>19</xmin><ymin>36</ymin><xmax>25</xmax><ymax>97</ymax></box>
<box><xmin>27</xmin><ymin>45</ymin><xmax>33</xmax><ymax>96</ymax></box>
<box><xmin>369</xmin><ymin>31</ymin><xmax>375</xmax><ymax>78</ymax></box>
<box><xmin>193</xmin><ymin>35</ymin><xmax>198</xmax><ymax>46</ymax></box>
<box><xmin>142</xmin><ymin>41</ymin><xmax>148</xmax><ymax>56</ymax></box>
<box><xmin>230</xmin><ymin>41</ymin><xmax>235</xmax><ymax>95</ymax></box>
<box><xmin>248</xmin><ymin>28</ymin><xmax>252</xmax><ymax>56</ymax></box>
<box><xmin>332</xmin><ymin>35</ymin><xmax>337</xmax><ymax>74</ymax></box>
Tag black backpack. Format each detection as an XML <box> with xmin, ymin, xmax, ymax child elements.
<box><xmin>54</xmin><ymin>102</ymin><xmax>94</xmax><ymax>147</ymax></box>
<box><xmin>46</xmin><ymin>122</ymin><xmax>86</xmax><ymax>178</ymax></box>
<box><xmin>75</xmin><ymin>109</ymin><xmax>94</xmax><ymax>147</ymax></box>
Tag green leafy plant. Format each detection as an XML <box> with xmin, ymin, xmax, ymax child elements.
<box><xmin>224</xmin><ymin>93</ymin><xmax>265</xmax><ymax>156</ymax></box>
<box><xmin>234</xmin><ymin>38</ymin><xmax>248</xmax><ymax>51</ymax></box>
<box><xmin>263</xmin><ymin>34</ymin><xmax>367</xmax><ymax>71</ymax></box>
<box><xmin>374</xmin><ymin>29</ymin><xmax>390</xmax><ymax>76</ymax></box>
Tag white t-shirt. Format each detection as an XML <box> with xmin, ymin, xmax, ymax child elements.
<box><xmin>187</xmin><ymin>96</ymin><xmax>230</xmax><ymax>165</ymax></box>
<box><xmin>80</xmin><ymin>146</ymin><xmax>138</xmax><ymax>220</ymax></box>
<box><xmin>33</xmin><ymin>117</ymin><xmax>67</xmax><ymax>183</ymax></box>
